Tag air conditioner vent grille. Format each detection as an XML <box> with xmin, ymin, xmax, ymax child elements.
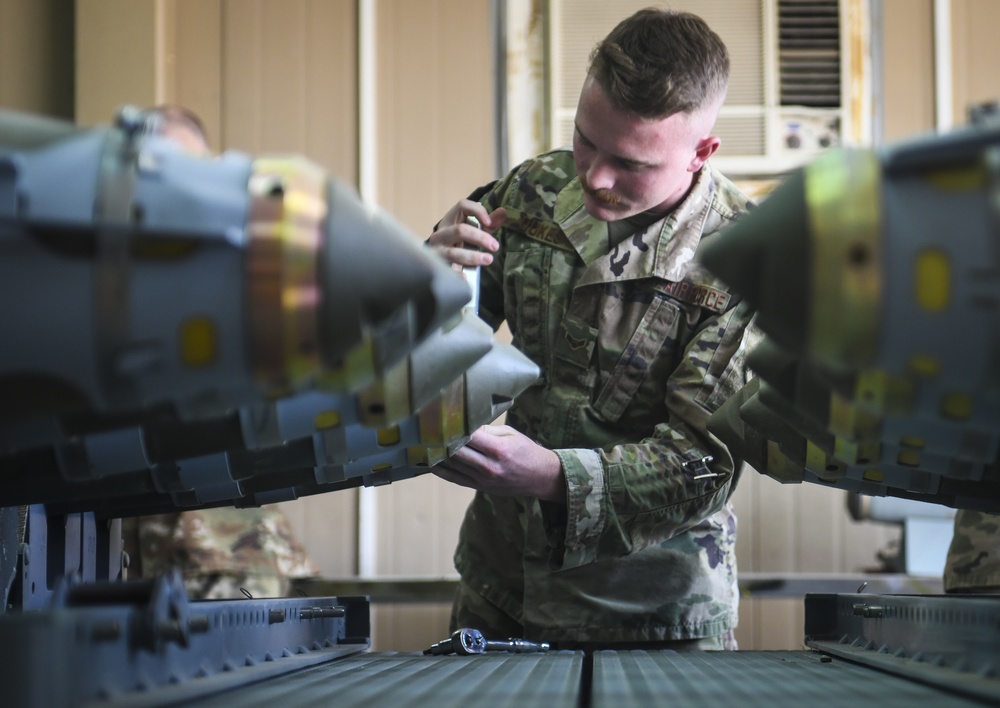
<box><xmin>778</xmin><ymin>0</ymin><xmax>841</xmax><ymax>107</ymax></box>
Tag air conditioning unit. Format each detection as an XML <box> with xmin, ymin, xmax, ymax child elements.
<box><xmin>548</xmin><ymin>0</ymin><xmax>869</xmax><ymax>177</ymax></box>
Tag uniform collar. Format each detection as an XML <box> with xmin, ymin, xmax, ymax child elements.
<box><xmin>554</xmin><ymin>166</ymin><xmax>717</xmax><ymax>286</ymax></box>
<box><xmin>554</xmin><ymin>177</ymin><xmax>609</xmax><ymax>265</ymax></box>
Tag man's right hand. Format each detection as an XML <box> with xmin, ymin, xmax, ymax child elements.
<box><xmin>428</xmin><ymin>200</ymin><xmax>505</xmax><ymax>268</ymax></box>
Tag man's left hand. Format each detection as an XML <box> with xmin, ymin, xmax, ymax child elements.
<box><xmin>431</xmin><ymin>425</ymin><xmax>565</xmax><ymax>504</ymax></box>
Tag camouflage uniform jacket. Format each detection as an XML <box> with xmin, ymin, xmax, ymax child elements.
<box><xmin>454</xmin><ymin>149</ymin><xmax>755</xmax><ymax>643</ymax></box>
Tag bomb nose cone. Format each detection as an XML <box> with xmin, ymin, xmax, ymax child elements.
<box><xmin>421</xmin><ymin>259</ymin><xmax>479</xmax><ymax>334</ymax></box>
<box><xmin>465</xmin><ymin>343</ymin><xmax>541</xmax><ymax>425</ymax></box>
<box><xmin>699</xmin><ymin>169</ymin><xmax>811</xmax><ymax>354</ymax></box>
<box><xmin>410</xmin><ymin>311</ymin><xmax>494</xmax><ymax>410</ymax></box>
<box><xmin>318</xmin><ymin>179</ymin><xmax>470</xmax><ymax>367</ymax></box>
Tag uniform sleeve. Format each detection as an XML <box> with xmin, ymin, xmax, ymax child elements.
<box><xmin>546</xmin><ymin>299</ymin><xmax>756</xmax><ymax>571</ymax></box>
<box><xmin>471</xmin><ymin>168</ymin><xmax>525</xmax><ymax>332</ymax></box>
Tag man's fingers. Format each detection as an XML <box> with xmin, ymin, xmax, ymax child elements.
<box><xmin>442</xmin><ymin>199</ymin><xmax>491</xmax><ymax>229</ymax></box>
<box><xmin>428</xmin><ymin>223</ymin><xmax>497</xmax><ymax>262</ymax></box>
<box><xmin>467</xmin><ymin>424</ymin><xmax>515</xmax><ymax>451</ymax></box>
<box><xmin>438</xmin><ymin>245</ymin><xmax>493</xmax><ymax>268</ymax></box>
<box><xmin>431</xmin><ymin>453</ymin><xmax>487</xmax><ymax>489</ymax></box>
<box><xmin>437</xmin><ymin>444</ymin><xmax>487</xmax><ymax>472</ymax></box>
<box><xmin>476</xmin><ymin>423</ymin><xmax>514</xmax><ymax>437</ymax></box>
<box><xmin>481</xmin><ymin>206</ymin><xmax>507</xmax><ymax>232</ymax></box>
<box><xmin>459</xmin><ymin>200</ymin><xmax>492</xmax><ymax>225</ymax></box>
<box><xmin>458</xmin><ymin>222</ymin><xmax>499</xmax><ymax>252</ymax></box>
<box><xmin>450</xmin><ymin>442</ymin><xmax>489</xmax><ymax>468</ymax></box>
<box><xmin>431</xmin><ymin>466</ymin><xmax>476</xmax><ymax>489</ymax></box>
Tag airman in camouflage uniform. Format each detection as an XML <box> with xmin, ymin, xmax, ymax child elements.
<box><xmin>429</xmin><ymin>9</ymin><xmax>754</xmax><ymax>648</ymax></box>
<box><xmin>122</xmin><ymin>507</ymin><xmax>319</xmax><ymax>600</ymax></box>
<box><xmin>944</xmin><ymin>510</ymin><xmax>1000</xmax><ymax>593</ymax></box>
<box><xmin>116</xmin><ymin>106</ymin><xmax>320</xmax><ymax>602</ymax></box>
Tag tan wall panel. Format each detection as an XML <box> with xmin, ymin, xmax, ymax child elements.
<box><xmin>732</xmin><ymin>599</ymin><xmax>755</xmax><ymax>649</ymax></box>
<box><xmin>165</xmin><ymin>0</ymin><xmax>223</xmax><ymax>146</ymax></box>
<box><xmin>371</xmin><ymin>476</ymin><xmax>474</xmax><ymax>577</ymax></box>
<box><xmin>881</xmin><ymin>0</ymin><xmax>935</xmax><ymax>140</ymax></box>
<box><xmin>302</xmin><ymin>0</ymin><xmax>358</xmax><ymax>185</ymax></box>
<box><xmin>213</xmin><ymin>0</ymin><xmax>360</xmax><ymax>580</ymax></box>
<box><xmin>740</xmin><ymin>474</ymin><xmax>798</xmax><ymax>572</ymax></box>
<box><xmin>951</xmin><ymin>0</ymin><xmax>1000</xmax><ymax>125</ymax></box>
<box><xmin>76</xmin><ymin>0</ymin><xmax>222</xmax><ymax>129</ymax></box>
<box><xmin>373</xmin><ymin>603</ymin><xmax>453</xmax><ymax>652</ymax></box>
<box><xmin>794</xmin><ymin>485</ymin><xmax>847</xmax><ymax>572</ymax></box>
<box><xmin>369</xmin><ymin>0</ymin><xmax>494</xmax><ymax>573</ymax></box>
<box><xmin>0</xmin><ymin>0</ymin><xmax>75</xmax><ymax>117</ymax></box>
<box><xmin>366</xmin><ymin>0</ymin><xmax>493</xmax><ymax>650</ymax></box>
<box><xmin>217</xmin><ymin>0</ymin><xmax>262</xmax><ymax>149</ymax></box>
<box><xmin>75</xmin><ymin>0</ymin><xmax>160</xmax><ymax>125</ymax></box>
<box><xmin>219</xmin><ymin>0</ymin><xmax>357</xmax><ymax>183</ymax></box>
<box><xmin>280</xmin><ymin>493</ymin><xmax>359</xmax><ymax>577</ymax></box>
<box><xmin>729</xmin><ymin>464</ymin><xmax>757</xmax><ymax>575</ymax></box>
<box><xmin>374</xmin><ymin>0</ymin><xmax>496</xmax><ymax>237</ymax></box>
<box><xmin>733</xmin><ymin>473</ymin><xmax>899</xmax><ymax>575</ymax></box>
<box><xmin>748</xmin><ymin>598</ymin><xmax>804</xmax><ymax>650</ymax></box>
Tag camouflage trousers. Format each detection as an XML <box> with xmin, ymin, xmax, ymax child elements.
<box><xmin>944</xmin><ymin>509</ymin><xmax>1000</xmax><ymax>593</ymax></box>
<box><xmin>120</xmin><ymin>506</ymin><xmax>318</xmax><ymax>602</ymax></box>
<box><xmin>450</xmin><ymin>581</ymin><xmax>736</xmax><ymax>651</ymax></box>
<box><xmin>184</xmin><ymin>573</ymin><xmax>287</xmax><ymax>601</ymax></box>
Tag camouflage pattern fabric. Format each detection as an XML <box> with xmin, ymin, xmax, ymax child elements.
<box><xmin>450</xmin><ymin>582</ymin><xmax>734</xmax><ymax>650</ymax></box>
<box><xmin>451</xmin><ymin>149</ymin><xmax>755</xmax><ymax>645</ymax></box>
<box><xmin>121</xmin><ymin>506</ymin><xmax>319</xmax><ymax>600</ymax></box>
<box><xmin>944</xmin><ymin>509</ymin><xmax>1000</xmax><ymax>593</ymax></box>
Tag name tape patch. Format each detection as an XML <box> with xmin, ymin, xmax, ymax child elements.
<box><xmin>659</xmin><ymin>280</ymin><xmax>731</xmax><ymax>314</ymax></box>
<box><xmin>516</xmin><ymin>216</ymin><xmax>576</xmax><ymax>252</ymax></box>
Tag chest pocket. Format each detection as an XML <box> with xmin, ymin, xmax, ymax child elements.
<box><xmin>502</xmin><ymin>246</ymin><xmax>556</xmax><ymax>376</ymax></box>
<box><xmin>591</xmin><ymin>293</ymin><xmax>681</xmax><ymax>423</ymax></box>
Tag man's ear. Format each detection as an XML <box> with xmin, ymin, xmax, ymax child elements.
<box><xmin>689</xmin><ymin>136</ymin><xmax>721</xmax><ymax>171</ymax></box>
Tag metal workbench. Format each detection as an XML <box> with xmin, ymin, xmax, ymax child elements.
<box><xmin>4</xmin><ymin>587</ymin><xmax>999</xmax><ymax>707</ymax></box>
<box><xmin>177</xmin><ymin>649</ymin><xmax>989</xmax><ymax>708</ymax></box>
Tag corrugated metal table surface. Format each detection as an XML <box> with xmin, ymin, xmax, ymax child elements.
<box><xmin>178</xmin><ymin>648</ymin><xmax>995</xmax><ymax>708</ymax></box>
<box><xmin>184</xmin><ymin>650</ymin><xmax>584</xmax><ymax>707</ymax></box>
<box><xmin>591</xmin><ymin>650</ymin><xmax>990</xmax><ymax>707</ymax></box>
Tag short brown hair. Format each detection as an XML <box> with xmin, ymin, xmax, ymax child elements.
<box><xmin>144</xmin><ymin>104</ymin><xmax>209</xmax><ymax>144</ymax></box>
<box><xmin>588</xmin><ymin>8</ymin><xmax>730</xmax><ymax>118</ymax></box>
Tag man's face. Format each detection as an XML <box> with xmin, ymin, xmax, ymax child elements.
<box><xmin>572</xmin><ymin>76</ymin><xmax>718</xmax><ymax>221</ymax></box>
<box><xmin>161</xmin><ymin>123</ymin><xmax>210</xmax><ymax>157</ymax></box>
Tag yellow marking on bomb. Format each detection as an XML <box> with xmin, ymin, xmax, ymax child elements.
<box><xmin>179</xmin><ymin>316</ymin><xmax>216</xmax><ymax>367</ymax></box>
<box><xmin>914</xmin><ymin>248</ymin><xmax>950</xmax><ymax>312</ymax></box>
